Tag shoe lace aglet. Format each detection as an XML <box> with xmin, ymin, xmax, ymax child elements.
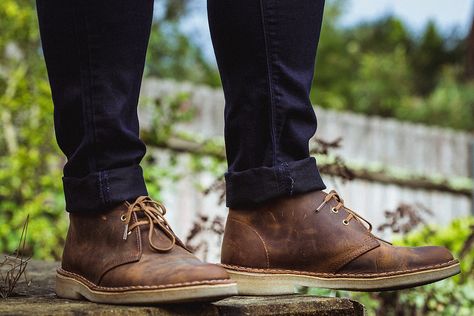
<box><xmin>122</xmin><ymin>224</ymin><xmax>129</xmax><ymax>240</ymax></box>
<box><xmin>314</xmin><ymin>201</ymin><xmax>325</xmax><ymax>212</ymax></box>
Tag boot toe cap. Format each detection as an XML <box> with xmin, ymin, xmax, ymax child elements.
<box><xmin>100</xmin><ymin>255</ymin><xmax>232</xmax><ymax>288</ymax></box>
<box><xmin>338</xmin><ymin>243</ymin><xmax>456</xmax><ymax>275</ymax></box>
<box><xmin>406</xmin><ymin>245</ymin><xmax>455</xmax><ymax>268</ymax></box>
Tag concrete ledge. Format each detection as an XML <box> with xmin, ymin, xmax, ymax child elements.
<box><xmin>0</xmin><ymin>260</ymin><xmax>364</xmax><ymax>316</ymax></box>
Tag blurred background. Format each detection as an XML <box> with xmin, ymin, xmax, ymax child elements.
<box><xmin>0</xmin><ymin>0</ymin><xmax>473</xmax><ymax>314</ymax></box>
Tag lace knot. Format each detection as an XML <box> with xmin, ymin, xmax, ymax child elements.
<box><xmin>121</xmin><ymin>196</ymin><xmax>176</xmax><ymax>252</ymax></box>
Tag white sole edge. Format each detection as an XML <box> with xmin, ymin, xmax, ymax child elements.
<box><xmin>226</xmin><ymin>262</ymin><xmax>460</xmax><ymax>295</ymax></box>
<box><xmin>56</xmin><ymin>273</ymin><xmax>238</xmax><ymax>304</ymax></box>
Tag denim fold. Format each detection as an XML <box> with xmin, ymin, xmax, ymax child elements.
<box><xmin>63</xmin><ymin>165</ymin><xmax>148</xmax><ymax>212</ymax></box>
<box><xmin>225</xmin><ymin>157</ymin><xmax>326</xmax><ymax>208</ymax></box>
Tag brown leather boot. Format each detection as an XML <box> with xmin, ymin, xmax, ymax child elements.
<box><xmin>221</xmin><ymin>190</ymin><xmax>460</xmax><ymax>294</ymax></box>
<box><xmin>56</xmin><ymin>196</ymin><xmax>237</xmax><ymax>304</ymax></box>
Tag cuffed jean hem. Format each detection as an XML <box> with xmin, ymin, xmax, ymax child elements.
<box><xmin>63</xmin><ymin>165</ymin><xmax>148</xmax><ymax>213</ymax></box>
<box><xmin>225</xmin><ymin>157</ymin><xmax>326</xmax><ymax>208</ymax></box>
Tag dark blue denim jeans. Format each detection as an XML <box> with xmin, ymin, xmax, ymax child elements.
<box><xmin>36</xmin><ymin>0</ymin><xmax>326</xmax><ymax>212</ymax></box>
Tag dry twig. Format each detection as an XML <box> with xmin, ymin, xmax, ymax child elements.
<box><xmin>185</xmin><ymin>214</ymin><xmax>225</xmax><ymax>261</ymax></box>
<box><xmin>0</xmin><ymin>215</ymin><xmax>31</xmax><ymax>298</ymax></box>
<box><xmin>377</xmin><ymin>203</ymin><xmax>433</xmax><ymax>234</ymax></box>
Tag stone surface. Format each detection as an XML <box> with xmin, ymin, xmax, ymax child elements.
<box><xmin>0</xmin><ymin>260</ymin><xmax>364</xmax><ymax>315</ymax></box>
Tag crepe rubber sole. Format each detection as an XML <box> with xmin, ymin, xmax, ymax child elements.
<box><xmin>56</xmin><ymin>269</ymin><xmax>238</xmax><ymax>304</ymax></box>
<box><xmin>223</xmin><ymin>260</ymin><xmax>460</xmax><ymax>294</ymax></box>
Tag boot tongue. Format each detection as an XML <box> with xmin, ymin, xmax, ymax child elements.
<box><xmin>139</xmin><ymin>222</ymin><xmax>189</xmax><ymax>253</ymax></box>
<box><xmin>135</xmin><ymin>211</ymin><xmax>147</xmax><ymax>220</ymax></box>
<box><xmin>126</xmin><ymin>196</ymin><xmax>190</xmax><ymax>252</ymax></box>
<box><xmin>140</xmin><ymin>224</ymin><xmax>173</xmax><ymax>250</ymax></box>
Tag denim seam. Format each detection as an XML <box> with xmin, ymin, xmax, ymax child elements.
<box><xmin>272</xmin><ymin>167</ymin><xmax>281</xmax><ymax>194</ymax></box>
<box><xmin>258</xmin><ymin>0</ymin><xmax>277</xmax><ymax>166</ymax></box>
<box><xmin>266</xmin><ymin>1</ymin><xmax>283</xmax><ymax>164</ymax></box>
<box><xmin>96</xmin><ymin>172</ymin><xmax>104</xmax><ymax>205</ymax></box>
<box><xmin>97</xmin><ymin>171</ymin><xmax>111</xmax><ymax>205</ymax></box>
<box><xmin>103</xmin><ymin>171</ymin><xmax>111</xmax><ymax>205</ymax></box>
<box><xmin>72</xmin><ymin>7</ymin><xmax>97</xmax><ymax>173</ymax></box>
<box><xmin>83</xmin><ymin>16</ymin><xmax>99</xmax><ymax>173</ymax></box>
<box><xmin>282</xmin><ymin>162</ymin><xmax>294</xmax><ymax>195</ymax></box>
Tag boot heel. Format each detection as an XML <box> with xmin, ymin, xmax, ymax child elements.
<box><xmin>227</xmin><ymin>270</ymin><xmax>296</xmax><ymax>295</ymax></box>
<box><xmin>55</xmin><ymin>273</ymin><xmax>84</xmax><ymax>300</ymax></box>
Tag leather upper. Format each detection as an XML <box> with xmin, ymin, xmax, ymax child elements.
<box><xmin>221</xmin><ymin>190</ymin><xmax>456</xmax><ymax>276</ymax></box>
<box><xmin>61</xmin><ymin>198</ymin><xmax>232</xmax><ymax>289</ymax></box>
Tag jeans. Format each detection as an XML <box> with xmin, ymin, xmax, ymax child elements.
<box><xmin>36</xmin><ymin>0</ymin><xmax>326</xmax><ymax>212</ymax></box>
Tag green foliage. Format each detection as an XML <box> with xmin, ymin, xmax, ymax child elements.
<box><xmin>374</xmin><ymin>217</ymin><xmax>474</xmax><ymax>315</ymax></box>
<box><xmin>313</xmin><ymin>0</ymin><xmax>472</xmax><ymax>131</ymax></box>
<box><xmin>146</xmin><ymin>24</ymin><xmax>221</xmax><ymax>87</ymax></box>
<box><xmin>145</xmin><ymin>92</ymin><xmax>195</xmax><ymax>144</ymax></box>
<box><xmin>145</xmin><ymin>0</ymin><xmax>221</xmax><ymax>87</ymax></box>
<box><xmin>0</xmin><ymin>0</ymin><xmax>67</xmax><ymax>259</ymax></box>
<box><xmin>397</xmin><ymin>67</ymin><xmax>474</xmax><ymax>130</ymax></box>
<box><xmin>351</xmin><ymin>47</ymin><xmax>413</xmax><ymax>116</ymax></box>
<box><xmin>141</xmin><ymin>92</ymin><xmax>197</xmax><ymax>200</ymax></box>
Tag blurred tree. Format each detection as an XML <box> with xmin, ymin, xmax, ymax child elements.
<box><xmin>351</xmin><ymin>47</ymin><xmax>413</xmax><ymax>117</ymax></box>
<box><xmin>311</xmin><ymin>0</ymin><xmax>357</xmax><ymax>110</ymax></box>
<box><xmin>313</xmin><ymin>4</ymin><xmax>416</xmax><ymax>113</ymax></box>
<box><xmin>410</xmin><ymin>21</ymin><xmax>461</xmax><ymax>95</ymax></box>
<box><xmin>312</xmin><ymin>0</ymin><xmax>471</xmax><ymax>131</ymax></box>
<box><xmin>467</xmin><ymin>11</ymin><xmax>474</xmax><ymax>79</ymax></box>
<box><xmin>398</xmin><ymin>67</ymin><xmax>474</xmax><ymax>130</ymax></box>
<box><xmin>350</xmin><ymin>15</ymin><xmax>412</xmax><ymax>53</ymax></box>
<box><xmin>146</xmin><ymin>0</ymin><xmax>221</xmax><ymax>86</ymax></box>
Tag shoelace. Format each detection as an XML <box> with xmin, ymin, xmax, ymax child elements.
<box><xmin>314</xmin><ymin>190</ymin><xmax>373</xmax><ymax>232</ymax></box>
<box><xmin>121</xmin><ymin>196</ymin><xmax>176</xmax><ymax>252</ymax></box>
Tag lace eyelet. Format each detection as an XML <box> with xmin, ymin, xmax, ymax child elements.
<box><xmin>331</xmin><ymin>207</ymin><xmax>339</xmax><ymax>214</ymax></box>
<box><xmin>120</xmin><ymin>215</ymin><xmax>127</xmax><ymax>222</ymax></box>
<box><xmin>342</xmin><ymin>219</ymin><xmax>349</xmax><ymax>226</ymax></box>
